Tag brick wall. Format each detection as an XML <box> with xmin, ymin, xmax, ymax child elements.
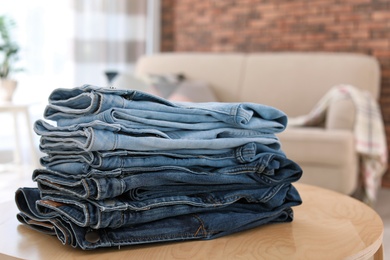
<box><xmin>160</xmin><ymin>0</ymin><xmax>390</xmax><ymax>186</ymax></box>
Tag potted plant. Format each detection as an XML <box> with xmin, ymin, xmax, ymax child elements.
<box><xmin>0</xmin><ymin>15</ymin><xmax>20</xmax><ymax>101</ymax></box>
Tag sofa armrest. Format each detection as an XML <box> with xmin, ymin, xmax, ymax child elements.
<box><xmin>278</xmin><ymin>128</ymin><xmax>358</xmax><ymax>194</ymax></box>
<box><xmin>325</xmin><ymin>97</ymin><xmax>356</xmax><ymax>131</ymax></box>
<box><xmin>278</xmin><ymin>128</ymin><xmax>356</xmax><ymax>166</ymax></box>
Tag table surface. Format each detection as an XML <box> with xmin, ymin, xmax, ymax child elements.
<box><xmin>0</xmin><ymin>183</ymin><xmax>384</xmax><ymax>260</ymax></box>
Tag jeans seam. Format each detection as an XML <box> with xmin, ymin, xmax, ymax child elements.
<box><xmin>191</xmin><ymin>214</ymin><xmax>207</xmax><ymax>237</ymax></box>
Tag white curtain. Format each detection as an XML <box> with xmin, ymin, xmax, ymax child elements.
<box><xmin>0</xmin><ymin>0</ymin><xmax>159</xmax><ymax>102</ymax></box>
<box><xmin>0</xmin><ymin>0</ymin><xmax>159</xmax><ymax>154</ymax></box>
<box><xmin>0</xmin><ymin>0</ymin><xmax>75</xmax><ymax>102</ymax></box>
<box><xmin>73</xmin><ymin>0</ymin><xmax>153</xmax><ymax>87</ymax></box>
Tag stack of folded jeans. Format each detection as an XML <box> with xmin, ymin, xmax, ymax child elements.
<box><xmin>15</xmin><ymin>85</ymin><xmax>302</xmax><ymax>250</ymax></box>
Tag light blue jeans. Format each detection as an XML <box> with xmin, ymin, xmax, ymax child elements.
<box><xmin>39</xmin><ymin>142</ymin><xmax>285</xmax><ymax>175</ymax></box>
<box><xmin>44</xmin><ymin>85</ymin><xmax>288</xmax><ymax>134</ymax></box>
<box><xmin>35</xmin><ymin>119</ymin><xmax>281</xmax><ymax>153</ymax></box>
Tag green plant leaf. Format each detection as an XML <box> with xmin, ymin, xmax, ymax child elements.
<box><xmin>0</xmin><ymin>15</ymin><xmax>20</xmax><ymax>79</ymax></box>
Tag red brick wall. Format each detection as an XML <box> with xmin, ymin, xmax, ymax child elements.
<box><xmin>160</xmin><ymin>0</ymin><xmax>390</xmax><ymax>186</ymax></box>
<box><xmin>161</xmin><ymin>0</ymin><xmax>175</xmax><ymax>52</ymax></box>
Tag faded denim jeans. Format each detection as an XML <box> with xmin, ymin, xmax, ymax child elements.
<box><xmin>44</xmin><ymin>85</ymin><xmax>288</xmax><ymax>134</ymax></box>
<box><xmin>35</xmin><ymin>119</ymin><xmax>281</xmax><ymax>153</ymax></box>
<box><xmin>39</xmin><ymin>142</ymin><xmax>285</xmax><ymax>175</ymax></box>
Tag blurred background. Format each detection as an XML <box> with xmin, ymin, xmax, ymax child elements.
<box><xmin>0</xmin><ymin>0</ymin><xmax>390</xmax><ymax>257</ymax></box>
<box><xmin>1</xmin><ymin>1</ymin><xmax>390</xmax><ymax>185</ymax></box>
<box><xmin>0</xmin><ymin>0</ymin><xmax>159</xmax><ymax>165</ymax></box>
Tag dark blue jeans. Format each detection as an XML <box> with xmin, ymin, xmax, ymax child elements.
<box><xmin>17</xmin><ymin>183</ymin><xmax>301</xmax><ymax>229</ymax></box>
<box><xmin>33</xmin><ymin>151</ymin><xmax>302</xmax><ymax>200</ymax></box>
<box><xmin>16</xmin><ymin>187</ymin><xmax>300</xmax><ymax>250</ymax></box>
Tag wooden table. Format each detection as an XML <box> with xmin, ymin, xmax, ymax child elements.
<box><xmin>0</xmin><ymin>183</ymin><xmax>383</xmax><ymax>260</ymax></box>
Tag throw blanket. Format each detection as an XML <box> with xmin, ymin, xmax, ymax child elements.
<box><xmin>289</xmin><ymin>84</ymin><xmax>388</xmax><ymax>204</ymax></box>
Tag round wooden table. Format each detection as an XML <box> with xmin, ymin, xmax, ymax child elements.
<box><xmin>0</xmin><ymin>183</ymin><xmax>383</xmax><ymax>260</ymax></box>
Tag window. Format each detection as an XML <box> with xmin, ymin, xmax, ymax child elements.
<box><xmin>0</xmin><ymin>0</ymin><xmax>159</xmax><ymax>103</ymax></box>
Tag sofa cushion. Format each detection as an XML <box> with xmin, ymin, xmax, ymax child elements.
<box><xmin>168</xmin><ymin>80</ymin><xmax>218</xmax><ymax>102</ymax></box>
<box><xmin>239</xmin><ymin>53</ymin><xmax>380</xmax><ymax>117</ymax></box>
<box><xmin>111</xmin><ymin>73</ymin><xmax>151</xmax><ymax>91</ymax></box>
<box><xmin>112</xmin><ymin>73</ymin><xmax>186</xmax><ymax>98</ymax></box>
<box><xmin>135</xmin><ymin>53</ymin><xmax>245</xmax><ymax>102</ymax></box>
<box><xmin>145</xmin><ymin>73</ymin><xmax>185</xmax><ymax>98</ymax></box>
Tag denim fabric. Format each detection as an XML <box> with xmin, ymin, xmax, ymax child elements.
<box><xmin>33</xmin><ymin>153</ymin><xmax>302</xmax><ymax>200</ymax></box>
<box><xmin>54</xmin><ymin>107</ymin><xmax>284</xmax><ymax>134</ymax></box>
<box><xmin>39</xmin><ymin>130</ymin><xmax>280</xmax><ymax>153</ymax></box>
<box><xmin>124</xmin><ymin>184</ymin><xmax>273</xmax><ymax>201</ymax></box>
<box><xmin>15</xmin><ymin>85</ymin><xmax>303</xmax><ymax>250</ymax></box>
<box><xmin>17</xmin><ymin>183</ymin><xmax>301</xmax><ymax>229</ymax></box>
<box><xmin>40</xmin><ymin>142</ymin><xmax>285</xmax><ymax>175</ymax></box>
<box><xmin>35</xmin><ymin>119</ymin><xmax>281</xmax><ymax>153</ymax></box>
<box><xmin>44</xmin><ymin>85</ymin><xmax>287</xmax><ymax>134</ymax></box>
<box><xmin>16</xmin><ymin>187</ymin><xmax>297</xmax><ymax>250</ymax></box>
<box><xmin>36</xmin><ymin>118</ymin><xmax>278</xmax><ymax>140</ymax></box>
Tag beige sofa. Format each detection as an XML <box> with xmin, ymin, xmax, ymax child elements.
<box><xmin>132</xmin><ymin>52</ymin><xmax>382</xmax><ymax>195</ymax></box>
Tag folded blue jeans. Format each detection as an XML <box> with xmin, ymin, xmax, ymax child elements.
<box><xmin>44</xmin><ymin>85</ymin><xmax>287</xmax><ymax>134</ymax></box>
<box><xmin>36</xmin><ymin>184</ymin><xmax>299</xmax><ymax>229</ymax></box>
<box><xmin>35</xmin><ymin>119</ymin><xmax>281</xmax><ymax>153</ymax></box>
<box><xmin>15</xmin><ymin>85</ymin><xmax>303</xmax><ymax>250</ymax></box>
<box><xmin>16</xmin><ymin>187</ymin><xmax>297</xmax><ymax>250</ymax></box>
<box><xmin>16</xmin><ymin>184</ymin><xmax>301</xmax><ymax>229</ymax></box>
<box><xmin>39</xmin><ymin>142</ymin><xmax>285</xmax><ymax>175</ymax></box>
<box><xmin>33</xmin><ymin>153</ymin><xmax>302</xmax><ymax>200</ymax></box>
<box><xmin>52</xmin><ymin>107</ymin><xmax>284</xmax><ymax>134</ymax></box>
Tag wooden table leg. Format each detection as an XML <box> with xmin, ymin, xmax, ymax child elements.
<box><xmin>374</xmin><ymin>244</ymin><xmax>384</xmax><ymax>260</ymax></box>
